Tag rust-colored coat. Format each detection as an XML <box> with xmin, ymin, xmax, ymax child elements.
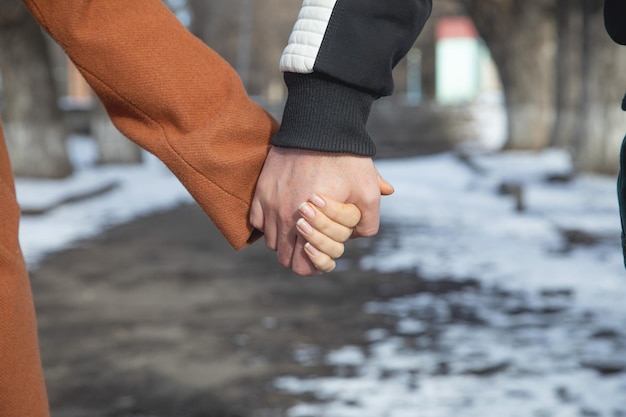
<box><xmin>0</xmin><ymin>1</ymin><xmax>278</xmax><ymax>415</ymax></box>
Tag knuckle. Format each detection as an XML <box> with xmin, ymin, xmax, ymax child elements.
<box><xmin>339</xmin><ymin>228</ymin><xmax>354</xmax><ymax>242</ymax></box>
<box><xmin>350</xmin><ymin>204</ymin><xmax>362</xmax><ymax>221</ymax></box>
<box><xmin>357</xmin><ymin>224</ymin><xmax>380</xmax><ymax>237</ymax></box>
<box><xmin>324</xmin><ymin>204</ymin><xmax>341</xmax><ymax>220</ymax></box>
<box><xmin>279</xmin><ymin>211</ymin><xmax>297</xmax><ymax>227</ymax></box>
<box><xmin>322</xmin><ymin>261</ymin><xmax>336</xmax><ymax>273</ymax></box>
<box><xmin>249</xmin><ymin>209</ymin><xmax>262</xmax><ymax>228</ymax></box>
<box><xmin>293</xmin><ymin>263</ymin><xmax>314</xmax><ymax>276</ymax></box>
<box><xmin>325</xmin><ymin>242</ymin><xmax>344</xmax><ymax>259</ymax></box>
<box><xmin>316</xmin><ymin>218</ymin><xmax>333</xmax><ymax>235</ymax></box>
<box><xmin>250</xmin><ymin>217</ymin><xmax>262</xmax><ymax>230</ymax></box>
<box><xmin>363</xmin><ymin>193</ymin><xmax>381</xmax><ymax>208</ymax></box>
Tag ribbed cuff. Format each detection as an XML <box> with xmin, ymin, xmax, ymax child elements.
<box><xmin>272</xmin><ymin>72</ymin><xmax>377</xmax><ymax>156</ymax></box>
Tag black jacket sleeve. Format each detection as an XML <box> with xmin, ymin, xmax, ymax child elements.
<box><xmin>273</xmin><ymin>0</ymin><xmax>432</xmax><ymax>156</ymax></box>
<box><xmin>605</xmin><ymin>0</ymin><xmax>626</xmax><ymax>45</ymax></box>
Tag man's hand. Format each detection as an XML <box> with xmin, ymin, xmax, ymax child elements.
<box><xmin>250</xmin><ymin>146</ymin><xmax>389</xmax><ymax>276</ymax></box>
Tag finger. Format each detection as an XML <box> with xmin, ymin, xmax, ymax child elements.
<box><xmin>304</xmin><ymin>242</ymin><xmax>336</xmax><ymax>273</ymax></box>
<box><xmin>307</xmin><ymin>194</ymin><xmax>361</xmax><ymax>228</ymax></box>
<box><xmin>299</xmin><ymin>202</ymin><xmax>353</xmax><ymax>242</ymax></box>
<box><xmin>251</xmin><ymin>199</ymin><xmax>279</xmax><ymax>251</ymax></box>
<box><xmin>276</xmin><ymin>221</ymin><xmax>297</xmax><ymax>268</ymax></box>
<box><xmin>249</xmin><ymin>197</ymin><xmax>265</xmax><ymax>232</ymax></box>
<box><xmin>296</xmin><ymin>218</ymin><xmax>345</xmax><ymax>259</ymax></box>
<box><xmin>352</xmin><ymin>194</ymin><xmax>381</xmax><ymax>238</ymax></box>
<box><xmin>263</xmin><ymin>217</ymin><xmax>278</xmax><ymax>252</ymax></box>
<box><xmin>377</xmin><ymin>171</ymin><xmax>395</xmax><ymax>196</ymax></box>
<box><xmin>290</xmin><ymin>234</ymin><xmax>319</xmax><ymax>276</ymax></box>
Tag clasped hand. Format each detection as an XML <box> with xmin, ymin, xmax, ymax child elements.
<box><xmin>250</xmin><ymin>147</ymin><xmax>393</xmax><ymax>276</ymax></box>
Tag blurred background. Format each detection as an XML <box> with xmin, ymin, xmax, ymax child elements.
<box><xmin>1</xmin><ymin>0</ymin><xmax>625</xmax><ymax>416</ymax></box>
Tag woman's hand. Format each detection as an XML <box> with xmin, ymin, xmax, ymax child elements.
<box><xmin>295</xmin><ymin>193</ymin><xmax>362</xmax><ymax>273</ymax></box>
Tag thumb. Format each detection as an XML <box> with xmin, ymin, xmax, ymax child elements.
<box><xmin>377</xmin><ymin>171</ymin><xmax>395</xmax><ymax>196</ymax></box>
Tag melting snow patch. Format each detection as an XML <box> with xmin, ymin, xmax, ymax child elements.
<box><xmin>276</xmin><ymin>149</ymin><xmax>626</xmax><ymax>417</ymax></box>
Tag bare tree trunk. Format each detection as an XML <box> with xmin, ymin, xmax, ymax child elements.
<box><xmin>91</xmin><ymin>99</ymin><xmax>142</xmax><ymax>165</ymax></box>
<box><xmin>188</xmin><ymin>0</ymin><xmax>298</xmax><ymax>99</ymax></box>
<box><xmin>464</xmin><ymin>0</ymin><xmax>626</xmax><ymax>173</ymax></box>
<box><xmin>573</xmin><ymin>0</ymin><xmax>626</xmax><ymax>174</ymax></box>
<box><xmin>464</xmin><ymin>0</ymin><xmax>557</xmax><ymax>150</ymax></box>
<box><xmin>247</xmin><ymin>0</ymin><xmax>300</xmax><ymax>100</ymax></box>
<box><xmin>188</xmin><ymin>0</ymin><xmax>239</xmax><ymax>65</ymax></box>
<box><xmin>0</xmin><ymin>1</ymin><xmax>72</xmax><ymax>178</ymax></box>
<box><xmin>551</xmin><ymin>0</ymin><xmax>585</xmax><ymax>149</ymax></box>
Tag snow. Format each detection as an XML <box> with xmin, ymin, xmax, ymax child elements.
<box><xmin>16</xmin><ymin>135</ymin><xmax>192</xmax><ymax>266</ymax></box>
<box><xmin>362</xmin><ymin>151</ymin><xmax>624</xmax><ymax>310</ymax></box>
<box><xmin>12</xmin><ymin>104</ymin><xmax>626</xmax><ymax>416</ymax></box>
<box><xmin>275</xmin><ymin>149</ymin><xmax>626</xmax><ymax>416</ymax></box>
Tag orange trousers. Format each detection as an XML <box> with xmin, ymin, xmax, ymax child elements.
<box><xmin>1</xmin><ymin>1</ymin><xmax>278</xmax><ymax>415</ymax></box>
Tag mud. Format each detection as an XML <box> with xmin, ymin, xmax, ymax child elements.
<box><xmin>31</xmin><ymin>204</ymin><xmax>426</xmax><ymax>417</ymax></box>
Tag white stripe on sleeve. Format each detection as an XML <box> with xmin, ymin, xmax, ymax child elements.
<box><xmin>279</xmin><ymin>0</ymin><xmax>338</xmax><ymax>73</ymax></box>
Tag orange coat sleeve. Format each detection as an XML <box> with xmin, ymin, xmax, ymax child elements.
<box><xmin>22</xmin><ymin>0</ymin><xmax>279</xmax><ymax>250</ymax></box>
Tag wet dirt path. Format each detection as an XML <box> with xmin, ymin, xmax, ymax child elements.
<box><xmin>31</xmin><ymin>204</ymin><xmax>423</xmax><ymax>417</ymax></box>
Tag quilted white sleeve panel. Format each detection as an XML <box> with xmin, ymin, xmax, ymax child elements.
<box><xmin>279</xmin><ymin>0</ymin><xmax>338</xmax><ymax>73</ymax></box>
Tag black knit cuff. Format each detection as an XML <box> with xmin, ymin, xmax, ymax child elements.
<box><xmin>272</xmin><ymin>72</ymin><xmax>377</xmax><ymax>156</ymax></box>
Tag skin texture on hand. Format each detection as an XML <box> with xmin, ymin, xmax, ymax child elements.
<box><xmin>250</xmin><ymin>146</ymin><xmax>388</xmax><ymax>276</ymax></box>
<box><xmin>297</xmin><ymin>194</ymin><xmax>361</xmax><ymax>273</ymax></box>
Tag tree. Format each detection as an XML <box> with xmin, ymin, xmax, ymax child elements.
<box><xmin>463</xmin><ymin>0</ymin><xmax>558</xmax><ymax>150</ymax></box>
<box><xmin>91</xmin><ymin>98</ymin><xmax>143</xmax><ymax>165</ymax></box>
<box><xmin>551</xmin><ymin>0</ymin><xmax>584</xmax><ymax>149</ymax></box>
<box><xmin>0</xmin><ymin>1</ymin><xmax>72</xmax><ymax>178</ymax></box>
<box><xmin>188</xmin><ymin>0</ymin><xmax>239</xmax><ymax>67</ymax></box>
<box><xmin>187</xmin><ymin>0</ymin><xmax>297</xmax><ymax>100</ymax></box>
<box><xmin>463</xmin><ymin>0</ymin><xmax>626</xmax><ymax>174</ymax></box>
<box><xmin>550</xmin><ymin>0</ymin><xmax>625</xmax><ymax>174</ymax></box>
<box><xmin>571</xmin><ymin>0</ymin><xmax>626</xmax><ymax>174</ymax></box>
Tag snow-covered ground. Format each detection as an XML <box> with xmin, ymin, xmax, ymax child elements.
<box><xmin>15</xmin><ymin>135</ymin><xmax>192</xmax><ymax>266</ymax></box>
<box><xmin>14</xmin><ymin>97</ymin><xmax>626</xmax><ymax>416</ymax></box>
<box><xmin>271</xmin><ymin>98</ymin><xmax>625</xmax><ymax>417</ymax></box>
<box><xmin>276</xmin><ymin>149</ymin><xmax>626</xmax><ymax>417</ymax></box>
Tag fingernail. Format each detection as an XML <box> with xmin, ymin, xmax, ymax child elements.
<box><xmin>297</xmin><ymin>218</ymin><xmax>313</xmax><ymax>235</ymax></box>
<box><xmin>304</xmin><ymin>242</ymin><xmax>320</xmax><ymax>256</ymax></box>
<box><xmin>310</xmin><ymin>194</ymin><xmax>326</xmax><ymax>208</ymax></box>
<box><xmin>299</xmin><ymin>202</ymin><xmax>315</xmax><ymax>219</ymax></box>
